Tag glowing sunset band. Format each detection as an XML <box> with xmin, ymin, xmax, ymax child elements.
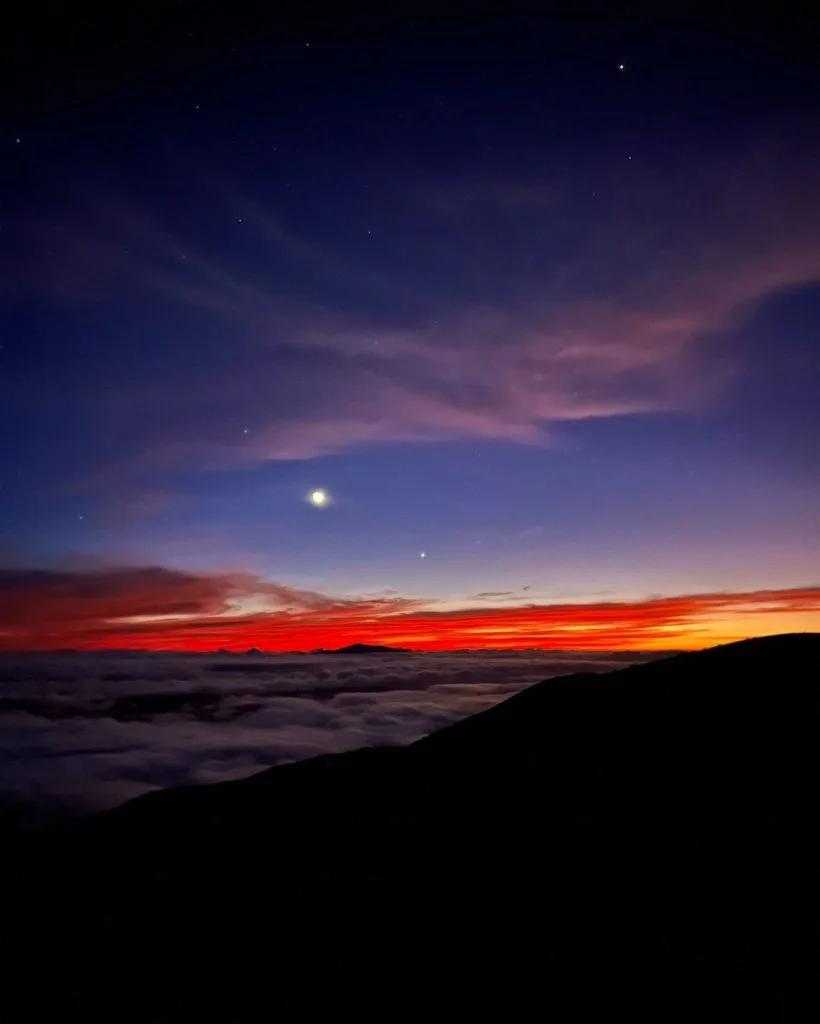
<box><xmin>0</xmin><ymin>567</ymin><xmax>816</xmax><ymax>651</ymax></box>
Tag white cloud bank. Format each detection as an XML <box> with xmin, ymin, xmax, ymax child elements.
<box><xmin>0</xmin><ymin>649</ymin><xmax>663</xmax><ymax>823</ymax></box>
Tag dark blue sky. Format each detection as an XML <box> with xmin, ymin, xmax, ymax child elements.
<box><xmin>1</xmin><ymin>4</ymin><xmax>818</xmax><ymax>649</ymax></box>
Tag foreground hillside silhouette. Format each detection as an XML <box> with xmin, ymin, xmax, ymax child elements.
<box><xmin>7</xmin><ymin>634</ymin><xmax>816</xmax><ymax>1021</ymax></box>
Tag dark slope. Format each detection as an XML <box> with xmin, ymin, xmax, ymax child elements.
<box><xmin>6</xmin><ymin>634</ymin><xmax>817</xmax><ymax>1021</ymax></box>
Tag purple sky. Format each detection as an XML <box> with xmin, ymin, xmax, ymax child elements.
<box><xmin>1</xmin><ymin>7</ymin><xmax>818</xmax><ymax>650</ymax></box>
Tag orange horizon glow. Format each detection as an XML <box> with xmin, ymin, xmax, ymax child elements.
<box><xmin>0</xmin><ymin>566</ymin><xmax>817</xmax><ymax>652</ymax></box>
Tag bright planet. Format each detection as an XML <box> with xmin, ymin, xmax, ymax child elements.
<box><xmin>308</xmin><ymin>489</ymin><xmax>329</xmax><ymax>507</ymax></box>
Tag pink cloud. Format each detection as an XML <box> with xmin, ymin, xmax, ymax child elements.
<box><xmin>16</xmin><ymin>138</ymin><xmax>820</xmax><ymax>472</ymax></box>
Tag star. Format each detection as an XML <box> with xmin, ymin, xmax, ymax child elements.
<box><xmin>420</xmin><ymin>551</ymin><xmax>427</xmax><ymax>559</ymax></box>
<box><xmin>242</xmin><ymin>428</ymin><xmax>249</xmax><ymax>434</ymax></box>
<box><xmin>618</xmin><ymin>64</ymin><xmax>625</xmax><ymax>70</ymax></box>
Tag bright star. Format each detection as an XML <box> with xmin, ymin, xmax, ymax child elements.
<box><xmin>309</xmin><ymin>489</ymin><xmax>329</xmax><ymax>506</ymax></box>
<box><xmin>618</xmin><ymin>64</ymin><xmax>625</xmax><ymax>70</ymax></box>
<box><xmin>420</xmin><ymin>551</ymin><xmax>426</xmax><ymax>558</ymax></box>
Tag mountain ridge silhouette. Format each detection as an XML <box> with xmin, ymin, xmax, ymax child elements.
<box><xmin>6</xmin><ymin>633</ymin><xmax>815</xmax><ymax>1021</ymax></box>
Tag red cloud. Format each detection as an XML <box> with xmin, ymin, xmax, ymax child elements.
<box><xmin>0</xmin><ymin>567</ymin><xmax>816</xmax><ymax>652</ymax></box>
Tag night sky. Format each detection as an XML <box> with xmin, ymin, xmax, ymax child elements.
<box><xmin>1</xmin><ymin>4</ymin><xmax>818</xmax><ymax>651</ymax></box>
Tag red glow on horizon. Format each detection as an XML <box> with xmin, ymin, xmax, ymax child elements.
<box><xmin>0</xmin><ymin>566</ymin><xmax>816</xmax><ymax>652</ymax></box>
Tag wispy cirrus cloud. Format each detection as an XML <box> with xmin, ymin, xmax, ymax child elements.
<box><xmin>13</xmin><ymin>137</ymin><xmax>820</xmax><ymax>477</ymax></box>
<box><xmin>0</xmin><ymin>564</ymin><xmax>816</xmax><ymax>652</ymax></box>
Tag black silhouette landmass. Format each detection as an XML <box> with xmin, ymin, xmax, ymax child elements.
<box><xmin>320</xmin><ymin>641</ymin><xmax>413</xmax><ymax>653</ymax></box>
<box><xmin>6</xmin><ymin>633</ymin><xmax>816</xmax><ymax>1021</ymax></box>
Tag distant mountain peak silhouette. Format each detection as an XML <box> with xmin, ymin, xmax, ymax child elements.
<box><xmin>325</xmin><ymin>642</ymin><xmax>413</xmax><ymax>653</ymax></box>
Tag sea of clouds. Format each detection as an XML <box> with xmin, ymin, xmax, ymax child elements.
<box><xmin>0</xmin><ymin>649</ymin><xmax>666</xmax><ymax>824</ymax></box>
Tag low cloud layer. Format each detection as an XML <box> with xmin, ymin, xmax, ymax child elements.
<box><xmin>0</xmin><ymin>649</ymin><xmax>663</xmax><ymax>822</ymax></box>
